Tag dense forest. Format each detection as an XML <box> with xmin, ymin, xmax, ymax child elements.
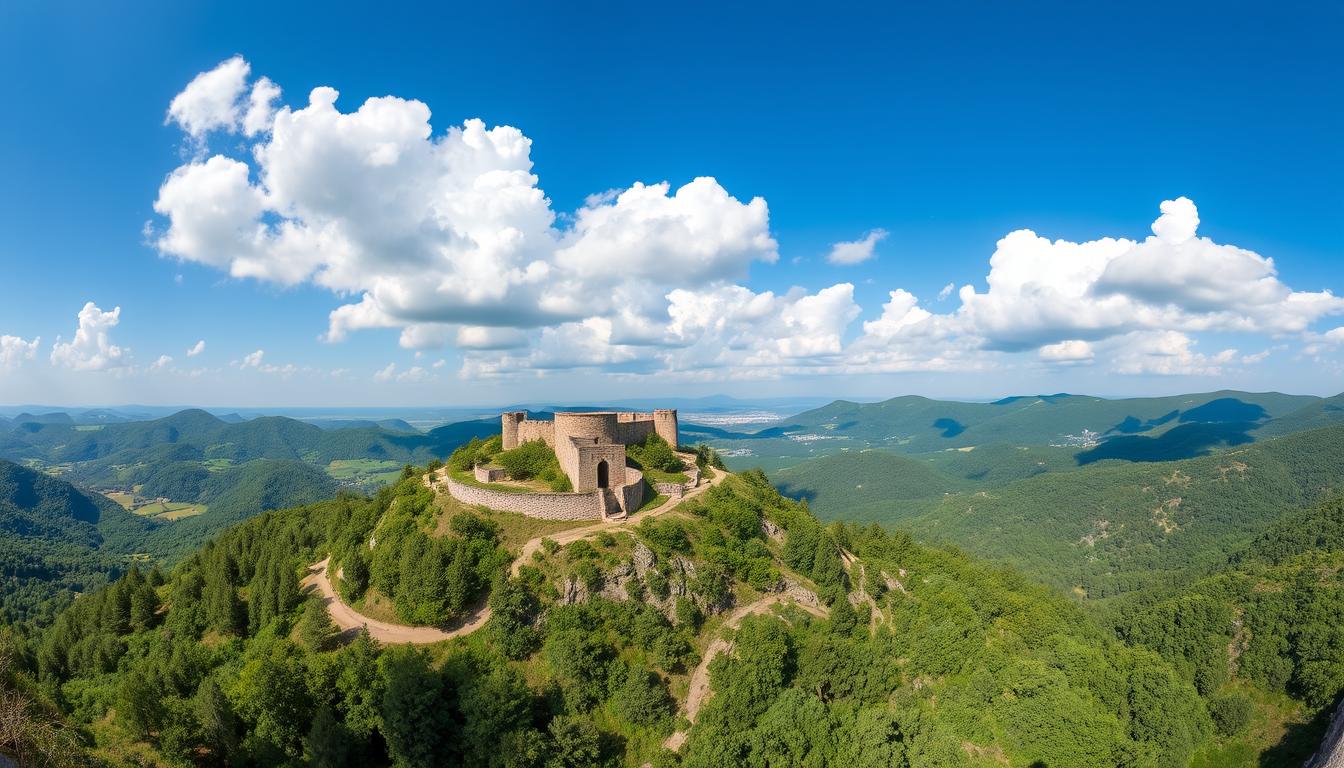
<box><xmin>3</xmin><ymin>466</ymin><xmax>1339</xmax><ymax>766</ymax></box>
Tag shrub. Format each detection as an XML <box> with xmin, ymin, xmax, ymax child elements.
<box><xmin>1208</xmin><ymin>692</ymin><xmax>1252</xmax><ymax>737</ymax></box>
<box><xmin>495</xmin><ymin>440</ymin><xmax>559</xmax><ymax>480</ymax></box>
<box><xmin>613</xmin><ymin>663</ymin><xmax>674</xmax><ymax>728</ymax></box>
<box><xmin>447</xmin><ymin>435</ymin><xmax>502</xmax><ymax>471</ymax></box>
<box><xmin>694</xmin><ymin>443</ymin><xmax>726</xmax><ymax>470</ymax></box>
<box><xmin>628</xmin><ymin>434</ymin><xmax>684</xmax><ymax>473</ymax></box>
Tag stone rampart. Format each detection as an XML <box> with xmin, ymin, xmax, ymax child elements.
<box><xmin>620</xmin><ymin>468</ymin><xmax>646</xmax><ymax>511</ymax></box>
<box><xmin>443</xmin><ymin>468</ymin><xmax>646</xmax><ymax>520</ymax></box>
<box><xmin>445</xmin><ymin>477</ymin><xmax>602</xmax><ymax>520</ymax></box>
<box><xmin>516</xmin><ymin>420</ymin><xmax>554</xmax><ymax>447</ymax></box>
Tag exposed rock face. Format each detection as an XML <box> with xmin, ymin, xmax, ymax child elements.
<box><xmin>1306</xmin><ymin>698</ymin><xmax>1344</xmax><ymax>768</ymax></box>
<box><xmin>761</xmin><ymin>518</ymin><xmax>785</xmax><ymax>543</ymax></box>
<box><xmin>597</xmin><ymin>561</ymin><xmax>637</xmax><ymax>601</ymax></box>
<box><xmin>781</xmin><ymin>578</ymin><xmax>824</xmax><ymax>611</ymax></box>
<box><xmin>633</xmin><ymin>541</ymin><xmax>656</xmax><ymax>577</ymax></box>
<box><xmin>554</xmin><ymin>543</ymin><xmax>737</xmax><ymax>619</ymax></box>
<box><xmin>560</xmin><ymin>575</ymin><xmax>589</xmax><ymax>605</ymax></box>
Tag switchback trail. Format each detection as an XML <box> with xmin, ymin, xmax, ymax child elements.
<box><xmin>306</xmin><ymin>463</ymin><xmax>728</xmax><ymax>645</ymax></box>
<box><xmin>663</xmin><ymin>593</ymin><xmax>829</xmax><ymax>751</ymax></box>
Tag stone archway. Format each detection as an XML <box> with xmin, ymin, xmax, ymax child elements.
<box><xmin>597</xmin><ymin>460</ymin><xmax>609</xmax><ymax>489</ymax></box>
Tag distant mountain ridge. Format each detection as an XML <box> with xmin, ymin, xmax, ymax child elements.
<box><xmin>1</xmin><ymin>408</ymin><xmax>497</xmax><ymax>470</ymax></box>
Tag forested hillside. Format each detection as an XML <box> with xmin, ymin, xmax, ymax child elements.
<box><xmin>0</xmin><ymin>409</ymin><xmax>498</xmax><ymax>486</ymax></box>
<box><xmin>11</xmin><ymin>469</ymin><xmax>1335</xmax><ymax>766</ymax></box>
<box><xmin>0</xmin><ymin>461</ymin><xmax>153</xmax><ymax>626</ymax></box>
<box><xmin>1114</xmin><ymin>494</ymin><xmax>1344</xmax><ymax>766</ymax></box>
<box><xmin>781</xmin><ymin>424</ymin><xmax>1344</xmax><ymax>600</ymax></box>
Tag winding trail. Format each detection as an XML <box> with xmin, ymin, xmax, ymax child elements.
<box><xmin>663</xmin><ymin>593</ymin><xmax>829</xmax><ymax>751</ymax></box>
<box><xmin>302</xmin><ymin>558</ymin><xmax>488</xmax><ymax>643</ymax></box>
<box><xmin>306</xmin><ymin>462</ymin><xmax>728</xmax><ymax>645</ymax></box>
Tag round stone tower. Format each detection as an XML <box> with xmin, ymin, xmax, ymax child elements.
<box><xmin>501</xmin><ymin>411</ymin><xmax>526</xmax><ymax>450</ymax></box>
<box><xmin>553</xmin><ymin>411</ymin><xmax>620</xmax><ymax>443</ymax></box>
<box><xmin>653</xmin><ymin>409</ymin><xmax>679</xmax><ymax>449</ymax></box>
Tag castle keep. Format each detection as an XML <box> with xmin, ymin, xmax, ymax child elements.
<box><xmin>502</xmin><ymin>409</ymin><xmax>678</xmax><ymax>492</ymax></box>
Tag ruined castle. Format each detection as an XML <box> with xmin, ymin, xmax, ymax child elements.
<box><xmin>502</xmin><ymin>409</ymin><xmax>678</xmax><ymax>492</ymax></box>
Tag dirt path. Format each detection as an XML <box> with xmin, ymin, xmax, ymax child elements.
<box><xmin>840</xmin><ymin>549</ymin><xmax>884</xmax><ymax>631</ymax></box>
<box><xmin>308</xmin><ymin>464</ymin><xmax>728</xmax><ymax>645</ymax></box>
<box><xmin>302</xmin><ymin>558</ymin><xmax>492</xmax><ymax>643</ymax></box>
<box><xmin>663</xmin><ymin>592</ymin><xmax>829</xmax><ymax>751</ymax></box>
<box><xmin>509</xmin><ymin>469</ymin><xmax>724</xmax><ymax>576</ymax></box>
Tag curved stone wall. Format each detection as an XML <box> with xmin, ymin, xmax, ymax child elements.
<box><xmin>445</xmin><ymin>477</ymin><xmax>602</xmax><ymax>520</ymax></box>
<box><xmin>443</xmin><ymin>468</ymin><xmax>646</xmax><ymax>521</ymax></box>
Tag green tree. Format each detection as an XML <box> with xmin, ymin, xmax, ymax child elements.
<box><xmin>381</xmin><ymin>647</ymin><xmax>448</xmax><ymax>768</ymax></box>
<box><xmin>306</xmin><ymin>703</ymin><xmax>352</xmax><ymax>767</ymax></box>
<box><xmin>299</xmin><ymin>598</ymin><xmax>338</xmax><ymax>652</ymax></box>
<box><xmin>545</xmin><ymin>715</ymin><xmax>604</xmax><ymax>768</ymax></box>
<box><xmin>613</xmin><ymin>663</ymin><xmax>673</xmax><ymax>728</ymax></box>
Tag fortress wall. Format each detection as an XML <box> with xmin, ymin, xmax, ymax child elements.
<box><xmin>554</xmin><ymin>413</ymin><xmax>619</xmax><ymax>489</ymax></box>
<box><xmin>653</xmin><ymin>409</ymin><xmax>679</xmax><ymax>449</ymax></box>
<box><xmin>554</xmin><ymin>412</ymin><xmax>620</xmax><ymax>441</ymax></box>
<box><xmin>653</xmin><ymin>467</ymin><xmax>701</xmax><ymax>498</ymax></box>
<box><xmin>516</xmin><ymin>420</ymin><xmax>554</xmax><ymax>447</ymax></box>
<box><xmin>615</xmin><ymin>418</ymin><xmax>656</xmax><ymax>447</ymax></box>
<box><xmin>501</xmin><ymin>411</ymin><xmax>525</xmax><ymax>450</ymax></box>
<box><xmin>474</xmin><ymin>465</ymin><xmax>507</xmax><ymax>483</ymax></box>
<box><xmin>444</xmin><ymin>477</ymin><xmax>603</xmax><ymax>521</ymax></box>
<box><xmin>619</xmin><ymin>468</ymin><xmax>646</xmax><ymax>512</ymax></box>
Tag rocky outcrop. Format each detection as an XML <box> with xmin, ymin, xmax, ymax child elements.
<box><xmin>761</xmin><ymin>518</ymin><xmax>784</xmax><ymax>543</ymax></box>
<box><xmin>1306</xmin><ymin>698</ymin><xmax>1344</xmax><ymax>768</ymax></box>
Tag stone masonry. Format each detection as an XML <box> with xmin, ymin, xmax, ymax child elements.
<box><xmin>500</xmin><ymin>409</ymin><xmax>678</xmax><ymax>492</ymax></box>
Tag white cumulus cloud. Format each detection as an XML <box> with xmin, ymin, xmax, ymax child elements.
<box><xmin>826</xmin><ymin>228</ymin><xmax>887</xmax><ymax>265</ymax></box>
<box><xmin>0</xmin><ymin>335</ymin><xmax>40</xmax><ymax>370</ymax></box>
<box><xmin>151</xmin><ymin>59</ymin><xmax>1344</xmax><ymax>383</ymax></box>
<box><xmin>1039</xmin><ymin>340</ymin><xmax>1094</xmax><ymax>364</ymax></box>
<box><xmin>166</xmin><ymin>56</ymin><xmax>282</xmax><ymax>140</ymax></box>
<box><xmin>50</xmin><ymin>303</ymin><xmax>126</xmax><ymax>371</ymax></box>
<box><xmin>187</xmin><ymin>339</ymin><xmax>206</xmax><ymax>356</ymax></box>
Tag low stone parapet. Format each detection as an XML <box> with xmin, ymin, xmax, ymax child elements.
<box><xmin>473</xmin><ymin>464</ymin><xmax>506</xmax><ymax>483</ymax></box>
<box><xmin>653</xmin><ymin>467</ymin><xmax>701</xmax><ymax>498</ymax></box>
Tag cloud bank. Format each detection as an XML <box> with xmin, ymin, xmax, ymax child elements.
<box><xmin>146</xmin><ymin>57</ymin><xmax>1344</xmax><ymax>383</ymax></box>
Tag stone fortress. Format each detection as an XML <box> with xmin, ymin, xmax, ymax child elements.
<box><xmin>440</xmin><ymin>409</ymin><xmax>688</xmax><ymax>521</ymax></box>
<box><xmin>502</xmin><ymin>409</ymin><xmax>679</xmax><ymax>491</ymax></box>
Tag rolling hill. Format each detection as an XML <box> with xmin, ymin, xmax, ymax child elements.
<box><xmin>787</xmin><ymin>424</ymin><xmax>1344</xmax><ymax>601</ymax></box>
<box><xmin>705</xmin><ymin>390</ymin><xmax>1341</xmax><ymax>475</ymax></box>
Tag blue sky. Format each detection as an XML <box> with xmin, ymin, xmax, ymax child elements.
<box><xmin>0</xmin><ymin>1</ymin><xmax>1341</xmax><ymax>406</ymax></box>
